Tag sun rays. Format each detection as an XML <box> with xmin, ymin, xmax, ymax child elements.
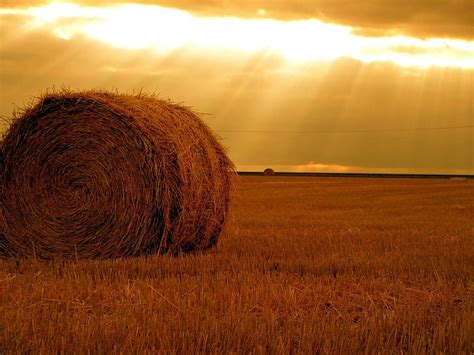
<box><xmin>2</xmin><ymin>2</ymin><xmax>474</xmax><ymax>69</ymax></box>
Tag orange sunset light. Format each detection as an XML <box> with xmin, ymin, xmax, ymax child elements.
<box><xmin>1</xmin><ymin>1</ymin><xmax>474</xmax><ymax>353</ymax></box>
<box><xmin>3</xmin><ymin>2</ymin><xmax>474</xmax><ymax>69</ymax></box>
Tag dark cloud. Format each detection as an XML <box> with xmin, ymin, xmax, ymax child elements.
<box><xmin>2</xmin><ymin>0</ymin><xmax>474</xmax><ymax>39</ymax></box>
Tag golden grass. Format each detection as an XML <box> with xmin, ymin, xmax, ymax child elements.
<box><xmin>1</xmin><ymin>176</ymin><xmax>473</xmax><ymax>353</ymax></box>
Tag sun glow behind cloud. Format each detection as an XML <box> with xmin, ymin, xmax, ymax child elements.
<box><xmin>2</xmin><ymin>2</ymin><xmax>474</xmax><ymax>69</ymax></box>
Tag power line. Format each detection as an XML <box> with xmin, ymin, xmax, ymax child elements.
<box><xmin>215</xmin><ymin>125</ymin><xmax>474</xmax><ymax>134</ymax></box>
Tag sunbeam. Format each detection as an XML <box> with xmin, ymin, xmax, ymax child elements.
<box><xmin>2</xmin><ymin>2</ymin><xmax>474</xmax><ymax>69</ymax></box>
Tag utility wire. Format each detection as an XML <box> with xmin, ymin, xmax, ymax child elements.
<box><xmin>215</xmin><ymin>125</ymin><xmax>474</xmax><ymax>134</ymax></box>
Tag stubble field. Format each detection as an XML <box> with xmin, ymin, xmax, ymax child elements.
<box><xmin>1</xmin><ymin>176</ymin><xmax>473</xmax><ymax>353</ymax></box>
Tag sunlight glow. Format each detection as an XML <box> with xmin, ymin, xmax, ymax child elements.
<box><xmin>3</xmin><ymin>2</ymin><xmax>474</xmax><ymax>69</ymax></box>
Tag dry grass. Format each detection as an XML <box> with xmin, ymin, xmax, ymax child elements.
<box><xmin>1</xmin><ymin>176</ymin><xmax>473</xmax><ymax>353</ymax></box>
<box><xmin>0</xmin><ymin>91</ymin><xmax>234</xmax><ymax>258</ymax></box>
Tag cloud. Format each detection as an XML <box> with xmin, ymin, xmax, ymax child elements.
<box><xmin>2</xmin><ymin>4</ymin><xmax>473</xmax><ymax>69</ymax></box>
<box><xmin>2</xmin><ymin>0</ymin><xmax>474</xmax><ymax>40</ymax></box>
<box><xmin>1</xmin><ymin>9</ymin><xmax>472</xmax><ymax>174</ymax></box>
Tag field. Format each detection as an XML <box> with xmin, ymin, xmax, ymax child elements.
<box><xmin>1</xmin><ymin>176</ymin><xmax>473</xmax><ymax>353</ymax></box>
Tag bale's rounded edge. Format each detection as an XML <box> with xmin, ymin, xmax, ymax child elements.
<box><xmin>0</xmin><ymin>90</ymin><xmax>236</xmax><ymax>259</ymax></box>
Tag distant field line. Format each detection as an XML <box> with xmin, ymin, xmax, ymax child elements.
<box><xmin>215</xmin><ymin>125</ymin><xmax>474</xmax><ymax>134</ymax></box>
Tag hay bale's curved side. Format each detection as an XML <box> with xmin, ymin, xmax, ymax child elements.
<box><xmin>0</xmin><ymin>151</ymin><xmax>5</xmax><ymax>257</ymax></box>
<box><xmin>0</xmin><ymin>91</ymin><xmax>235</xmax><ymax>259</ymax></box>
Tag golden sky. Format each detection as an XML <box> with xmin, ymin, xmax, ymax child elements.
<box><xmin>1</xmin><ymin>1</ymin><xmax>473</xmax><ymax>173</ymax></box>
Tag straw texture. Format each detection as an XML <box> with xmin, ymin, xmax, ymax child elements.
<box><xmin>0</xmin><ymin>91</ymin><xmax>235</xmax><ymax>259</ymax></box>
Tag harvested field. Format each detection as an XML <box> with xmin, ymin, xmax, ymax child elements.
<box><xmin>1</xmin><ymin>176</ymin><xmax>473</xmax><ymax>353</ymax></box>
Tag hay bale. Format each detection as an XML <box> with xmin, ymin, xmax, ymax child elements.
<box><xmin>0</xmin><ymin>90</ymin><xmax>235</xmax><ymax>259</ymax></box>
<box><xmin>263</xmin><ymin>168</ymin><xmax>275</xmax><ymax>176</ymax></box>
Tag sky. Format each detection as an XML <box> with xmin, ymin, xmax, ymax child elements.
<box><xmin>0</xmin><ymin>1</ymin><xmax>473</xmax><ymax>174</ymax></box>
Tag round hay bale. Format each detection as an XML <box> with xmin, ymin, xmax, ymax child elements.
<box><xmin>263</xmin><ymin>168</ymin><xmax>275</xmax><ymax>176</ymax></box>
<box><xmin>0</xmin><ymin>91</ymin><xmax>235</xmax><ymax>259</ymax></box>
